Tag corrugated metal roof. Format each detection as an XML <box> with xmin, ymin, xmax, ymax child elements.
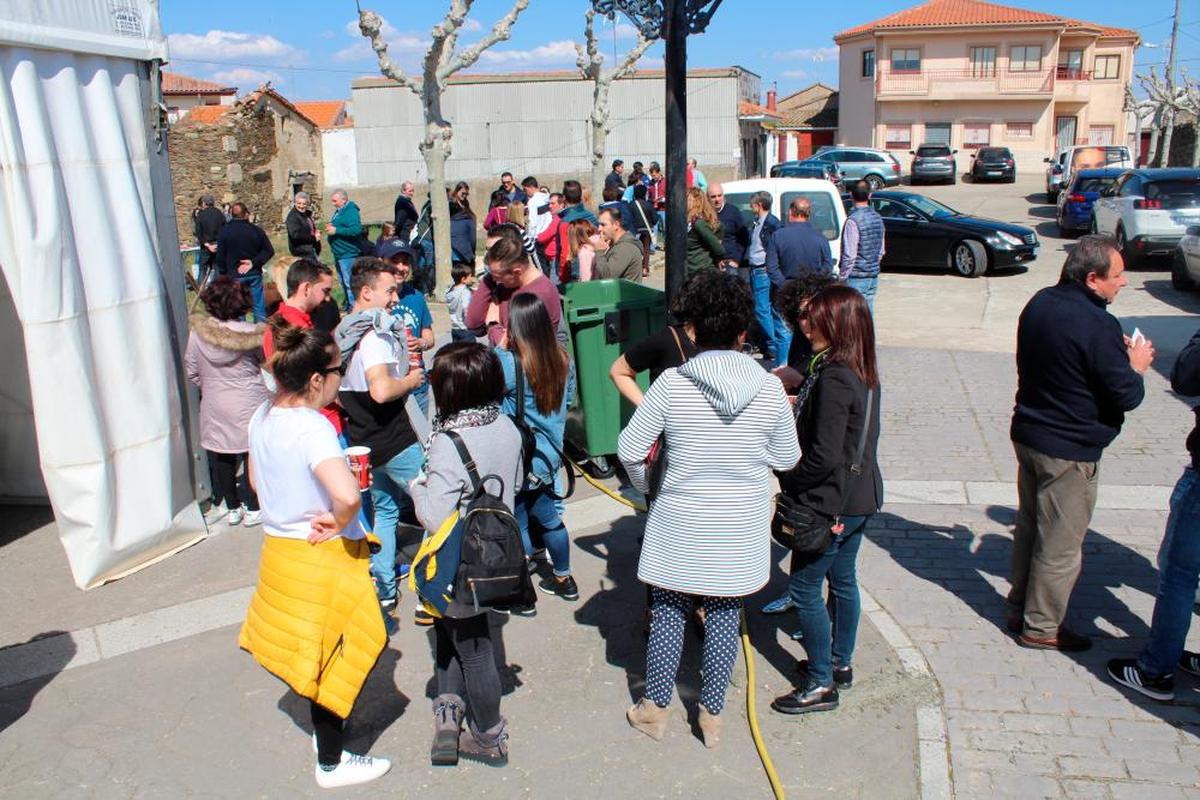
<box><xmin>352</xmin><ymin>66</ymin><xmax>753</xmax><ymax>90</ymax></box>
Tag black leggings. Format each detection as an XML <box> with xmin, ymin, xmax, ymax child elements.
<box><xmin>208</xmin><ymin>451</ymin><xmax>258</xmax><ymax>511</ymax></box>
<box><xmin>434</xmin><ymin>614</ymin><xmax>501</xmax><ymax>730</ymax></box>
<box><xmin>311</xmin><ymin>700</ymin><xmax>344</xmax><ymax>767</ymax></box>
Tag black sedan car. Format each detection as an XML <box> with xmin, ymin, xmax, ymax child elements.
<box><xmin>969</xmin><ymin>147</ymin><xmax>1016</xmax><ymax>183</ymax></box>
<box><xmin>863</xmin><ymin>191</ymin><xmax>1038</xmax><ymax>277</ymax></box>
<box><xmin>769</xmin><ymin>159</ymin><xmax>843</xmax><ymax>187</ymax></box>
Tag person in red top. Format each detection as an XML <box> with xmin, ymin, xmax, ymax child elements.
<box><xmin>466</xmin><ymin>226</ymin><xmax>564</xmax><ymax>348</ymax></box>
<box><xmin>263</xmin><ymin>259</ymin><xmax>342</xmax><ymax>433</ymax></box>
<box><xmin>535</xmin><ymin>192</ymin><xmax>571</xmax><ymax>281</ymax></box>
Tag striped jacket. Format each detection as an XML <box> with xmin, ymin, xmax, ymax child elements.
<box><xmin>617</xmin><ymin>350</ymin><xmax>800</xmax><ymax>596</ymax></box>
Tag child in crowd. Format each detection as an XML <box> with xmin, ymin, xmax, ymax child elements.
<box><xmin>446</xmin><ymin>262</ymin><xmax>477</xmax><ymax>343</ymax></box>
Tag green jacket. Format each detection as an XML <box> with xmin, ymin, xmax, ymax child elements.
<box><xmin>329</xmin><ymin>201</ymin><xmax>364</xmax><ymax>261</ymax></box>
<box><xmin>685</xmin><ymin>218</ymin><xmax>724</xmax><ymax>275</ymax></box>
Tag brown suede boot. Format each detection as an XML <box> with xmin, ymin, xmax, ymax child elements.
<box><xmin>698</xmin><ymin>708</ymin><xmax>721</xmax><ymax>748</ymax></box>
<box><xmin>458</xmin><ymin>718</ymin><xmax>509</xmax><ymax>767</ymax></box>
<box><xmin>430</xmin><ymin>694</ymin><xmax>463</xmax><ymax>767</ymax></box>
<box><xmin>626</xmin><ymin>697</ymin><xmax>670</xmax><ymax>740</ymax></box>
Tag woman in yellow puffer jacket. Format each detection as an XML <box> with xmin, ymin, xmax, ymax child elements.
<box><xmin>239</xmin><ymin>318</ymin><xmax>390</xmax><ymax>790</ymax></box>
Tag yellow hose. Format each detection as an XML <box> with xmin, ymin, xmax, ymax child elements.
<box><xmin>568</xmin><ymin>459</ymin><xmax>784</xmax><ymax>798</ymax></box>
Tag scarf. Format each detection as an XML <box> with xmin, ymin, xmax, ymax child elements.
<box><xmin>432</xmin><ymin>404</ymin><xmax>500</xmax><ymax>435</ymax></box>
<box><xmin>333</xmin><ymin>308</ymin><xmax>407</xmax><ymax>363</ymax></box>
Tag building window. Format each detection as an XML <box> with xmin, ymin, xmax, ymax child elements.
<box><xmin>1089</xmin><ymin>125</ymin><xmax>1115</xmax><ymax>145</ymax></box>
<box><xmin>970</xmin><ymin>47</ymin><xmax>996</xmax><ymax>78</ymax></box>
<box><xmin>1005</xmin><ymin>122</ymin><xmax>1033</xmax><ymax>139</ymax></box>
<box><xmin>963</xmin><ymin>122</ymin><xmax>991</xmax><ymax>148</ymax></box>
<box><xmin>891</xmin><ymin>48</ymin><xmax>921</xmax><ymax>73</ymax></box>
<box><xmin>885</xmin><ymin>124</ymin><xmax>912</xmax><ymax>149</ymax></box>
<box><xmin>1057</xmin><ymin>49</ymin><xmax>1084</xmax><ymax>80</ymax></box>
<box><xmin>862</xmin><ymin>49</ymin><xmax>875</xmax><ymax>78</ymax></box>
<box><xmin>1009</xmin><ymin>45</ymin><xmax>1042</xmax><ymax>73</ymax></box>
<box><xmin>924</xmin><ymin>123</ymin><xmax>952</xmax><ymax>146</ymax></box>
<box><xmin>1094</xmin><ymin>54</ymin><xmax>1120</xmax><ymax>80</ymax></box>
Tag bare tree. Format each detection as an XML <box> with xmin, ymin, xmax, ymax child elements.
<box><xmin>1124</xmin><ymin>85</ymin><xmax>1156</xmax><ymax>166</ymax></box>
<box><xmin>1139</xmin><ymin>68</ymin><xmax>1190</xmax><ymax>166</ymax></box>
<box><xmin>359</xmin><ymin>0</ymin><xmax>531</xmax><ymax>293</ymax></box>
<box><xmin>1180</xmin><ymin>69</ymin><xmax>1200</xmax><ymax>167</ymax></box>
<box><xmin>576</xmin><ymin>9</ymin><xmax>653</xmax><ymax>202</ymax></box>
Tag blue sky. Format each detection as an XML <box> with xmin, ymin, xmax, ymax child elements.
<box><xmin>160</xmin><ymin>0</ymin><xmax>1199</xmax><ymax>102</ymax></box>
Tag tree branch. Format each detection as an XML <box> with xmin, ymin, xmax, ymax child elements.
<box><xmin>358</xmin><ymin>8</ymin><xmax>422</xmax><ymax>94</ymax></box>
<box><xmin>437</xmin><ymin>0</ymin><xmax>531</xmax><ymax>83</ymax></box>
<box><xmin>607</xmin><ymin>33</ymin><xmax>653</xmax><ymax>83</ymax></box>
<box><xmin>438</xmin><ymin>0</ymin><xmax>470</xmax><ymax>74</ymax></box>
<box><xmin>576</xmin><ymin>8</ymin><xmax>602</xmax><ymax>79</ymax></box>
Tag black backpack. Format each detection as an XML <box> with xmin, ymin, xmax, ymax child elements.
<box><xmin>445</xmin><ymin>431</ymin><xmax>535</xmax><ymax>614</ymax></box>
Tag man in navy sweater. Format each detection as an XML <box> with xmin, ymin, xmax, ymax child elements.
<box><xmin>1008</xmin><ymin>235</ymin><xmax>1154</xmax><ymax>652</ymax></box>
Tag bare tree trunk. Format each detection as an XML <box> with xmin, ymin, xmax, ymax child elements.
<box><xmin>1160</xmin><ymin>110</ymin><xmax>1177</xmax><ymax>167</ymax></box>
<box><xmin>1192</xmin><ymin>123</ymin><xmax>1200</xmax><ymax>167</ymax></box>
<box><xmin>589</xmin><ymin>109</ymin><xmax>607</xmax><ymax>203</ymax></box>
<box><xmin>422</xmin><ymin>113</ymin><xmax>454</xmax><ymax>295</ymax></box>
<box><xmin>1148</xmin><ymin>123</ymin><xmax>1162</xmax><ymax>168</ymax></box>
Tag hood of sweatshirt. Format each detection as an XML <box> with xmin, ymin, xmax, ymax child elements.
<box><xmin>189</xmin><ymin>315</ymin><xmax>265</xmax><ymax>365</ymax></box>
<box><xmin>677</xmin><ymin>350</ymin><xmax>769</xmax><ymax>418</ymax></box>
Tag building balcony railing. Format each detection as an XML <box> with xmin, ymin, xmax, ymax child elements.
<box><xmin>876</xmin><ymin>66</ymin><xmax>1054</xmax><ymax>99</ymax></box>
<box><xmin>1055</xmin><ymin>67</ymin><xmax>1092</xmax><ymax>81</ymax></box>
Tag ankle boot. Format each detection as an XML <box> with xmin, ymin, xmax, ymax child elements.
<box><xmin>430</xmin><ymin>694</ymin><xmax>464</xmax><ymax>766</ymax></box>
<box><xmin>458</xmin><ymin>717</ymin><xmax>509</xmax><ymax>767</ymax></box>
<box><xmin>698</xmin><ymin>708</ymin><xmax>721</xmax><ymax>748</ymax></box>
<box><xmin>626</xmin><ymin>697</ymin><xmax>670</xmax><ymax>741</ymax></box>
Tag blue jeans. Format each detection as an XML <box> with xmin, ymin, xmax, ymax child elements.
<box><xmin>516</xmin><ymin>486</ymin><xmax>571</xmax><ymax>577</ymax></box>
<box><xmin>238</xmin><ymin>272</ymin><xmax>267</xmax><ymax>322</ymax></box>
<box><xmin>337</xmin><ymin>257</ymin><xmax>357</xmax><ymax>310</ymax></box>
<box><xmin>749</xmin><ymin>268</ymin><xmax>777</xmax><ymax>359</ymax></box>
<box><xmin>788</xmin><ymin>514</ymin><xmax>870</xmax><ymax>686</ymax></box>
<box><xmin>368</xmin><ymin>443</ymin><xmax>424</xmax><ymax>601</ymax></box>
<box><xmin>846</xmin><ymin>275</ymin><xmax>878</xmax><ymax>315</ymax></box>
<box><xmin>1140</xmin><ymin>468</ymin><xmax>1200</xmax><ymax>677</ymax></box>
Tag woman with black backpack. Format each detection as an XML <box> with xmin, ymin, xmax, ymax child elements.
<box><xmin>410</xmin><ymin>342</ymin><xmax>524</xmax><ymax>767</ymax></box>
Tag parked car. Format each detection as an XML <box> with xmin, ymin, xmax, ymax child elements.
<box><xmin>769</xmin><ymin>159</ymin><xmax>843</xmax><ymax>188</ymax></box>
<box><xmin>810</xmin><ymin>146</ymin><xmax>901</xmax><ymax>191</ymax></box>
<box><xmin>1171</xmin><ymin>224</ymin><xmax>1200</xmax><ymax>289</ymax></box>
<box><xmin>721</xmin><ymin>177</ymin><xmax>848</xmax><ymax>271</ymax></box>
<box><xmin>909</xmin><ymin>144</ymin><xmax>958</xmax><ymax>185</ymax></box>
<box><xmin>863</xmin><ymin>190</ymin><xmax>1039</xmax><ymax>277</ymax></box>
<box><xmin>1056</xmin><ymin>168</ymin><xmax>1124</xmax><ymax>236</ymax></box>
<box><xmin>1091</xmin><ymin>168</ymin><xmax>1200</xmax><ymax>267</ymax></box>
<box><xmin>1044</xmin><ymin>144</ymin><xmax>1133</xmax><ymax>203</ymax></box>
<box><xmin>969</xmin><ymin>147</ymin><xmax>1016</xmax><ymax>183</ymax></box>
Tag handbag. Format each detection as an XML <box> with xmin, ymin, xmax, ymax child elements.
<box><xmin>645</xmin><ymin>326</ymin><xmax>690</xmax><ymax>502</ymax></box>
<box><xmin>772</xmin><ymin>387</ymin><xmax>874</xmax><ymax>555</ymax></box>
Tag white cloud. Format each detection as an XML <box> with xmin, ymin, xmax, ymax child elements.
<box><xmin>613</xmin><ymin>22</ymin><xmax>640</xmax><ymax>40</ymax></box>
<box><xmin>167</xmin><ymin>30</ymin><xmax>301</xmax><ymax>64</ymax></box>
<box><xmin>211</xmin><ymin>67</ymin><xmax>281</xmax><ymax>88</ymax></box>
<box><xmin>461</xmin><ymin>18</ymin><xmax>483</xmax><ymax>33</ymax></box>
<box><xmin>477</xmin><ymin>40</ymin><xmax>580</xmax><ymax>67</ymax></box>
<box><xmin>774</xmin><ymin>46</ymin><xmax>839</xmax><ymax>63</ymax></box>
<box><xmin>336</xmin><ymin>18</ymin><xmax>429</xmax><ymax>62</ymax></box>
<box><xmin>781</xmin><ymin>69</ymin><xmax>810</xmax><ymax>80</ymax></box>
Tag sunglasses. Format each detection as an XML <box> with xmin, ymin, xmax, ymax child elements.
<box><xmin>323</xmin><ymin>361</ymin><xmax>349</xmax><ymax>377</ymax></box>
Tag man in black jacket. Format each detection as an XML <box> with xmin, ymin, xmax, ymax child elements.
<box><xmin>392</xmin><ymin>181</ymin><xmax>418</xmax><ymax>242</ymax></box>
<box><xmin>1107</xmin><ymin>328</ymin><xmax>1200</xmax><ymax>700</ymax></box>
<box><xmin>708</xmin><ymin>182</ymin><xmax>749</xmax><ymax>276</ymax></box>
<box><xmin>285</xmin><ymin>192</ymin><xmax>320</xmax><ymax>259</ymax></box>
<box><xmin>1008</xmin><ymin>235</ymin><xmax>1154</xmax><ymax>652</ymax></box>
<box><xmin>193</xmin><ymin>194</ymin><xmax>225</xmax><ymax>281</ymax></box>
<box><xmin>215</xmin><ymin>202</ymin><xmax>274</xmax><ymax>321</ymax></box>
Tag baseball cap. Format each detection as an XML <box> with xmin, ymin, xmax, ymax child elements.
<box><xmin>376</xmin><ymin>239</ymin><xmax>415</xmax><ymax>262</ymax></box>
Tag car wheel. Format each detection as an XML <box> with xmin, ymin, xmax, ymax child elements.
<box><xmin>950</xmin><ymin>172</ymin><xmax>958</xmax><ymax>185</ymax></box>
<box><xmin>1172</xmin><ymin>250</ymin><xmax>1195</xmax><ymax>290</ymax></box>
<box><xmin>1116</xmin><ymin>226</ymin><xmax>1140</xmax><ymax>269</ymax></box>
<box><xmin>865</xmin><ymin>174</ymin><xmax>884</xmax><ymax>192</ymax></box>
<box><xmin>951</xmin><ymin>240</ymin><xmax>988</xmax><ymax>278</ymax></box>
<box><xmin>1007</xmin><ymin>174</ymin><xmax>1016</xmax><ymax>184</ymax></box>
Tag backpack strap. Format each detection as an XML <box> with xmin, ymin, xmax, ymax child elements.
<box><xmin>667</xmin><ymin>326</ymin><xmax>689</xmax><ymax>364</ymax></box>
<box><xmin>445</xmin><ymin>430</ymin><xmax>483</xmax><ymax>492</ymax></box>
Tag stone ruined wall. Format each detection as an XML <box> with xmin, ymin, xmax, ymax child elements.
<box><xmin>167</xmin><ymin>108</ymin><xmax>280</xmax><ymax>246</ymax></box>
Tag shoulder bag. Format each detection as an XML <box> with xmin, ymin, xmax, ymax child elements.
<box><xmin>645</xmin><ymin>327</ymin><xmax>689</xmax><ymax>502</ymax></box>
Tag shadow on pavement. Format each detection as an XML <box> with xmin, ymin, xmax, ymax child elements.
<box><xmin>1024</xmin><ymin>192</ymin><xmax>1051</xmax><ymax>206</ymax></box>
<box><xmin>0</xmin><ymin>504</ymin><xmax>53</xmax><ymax>549</ymax></box>
<box><xmin>0</xmin><ymin>630</ymin><xmax>74</xmax><ymax>734</ymax></box>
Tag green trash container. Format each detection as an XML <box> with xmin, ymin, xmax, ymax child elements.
<box><xmin>562</xmin><ymin>279</ymin><xmax>666</xmax><ymax>475</ymax></box>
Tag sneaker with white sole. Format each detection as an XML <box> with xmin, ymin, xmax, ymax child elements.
<box><xmin>227</xmin><ymin>506</ymin><xmax>246</xmax><ymax>526</ymax></box>
<box><xmin>314</xmin><ymin>752</ymin><xmax>391</xmax><ymax>789</ymax></box>
<box><xmin>1179</xmin><ymin>650</ymin><xmax>1200</xmax><ymax>677</ymax></box>
<box><xmin>203</xmin><ymin>502</ymin><xmax>228</xmax><ymax>526</ymax></box>
<box><xmin>1107</xmin><ymin>658</ymin><xmax>1175</xmax><ymax>702</ymax></box>
<box><xmin>242</xmin><ymin>509</ymin><xmax>262</xmax><ymax>527</ymax></box>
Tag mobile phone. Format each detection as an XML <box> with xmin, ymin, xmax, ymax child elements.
<box><xmin>1131</xmin><ymin>327</ymin><xmax>1146</xmax><ymax>346</ymax></box>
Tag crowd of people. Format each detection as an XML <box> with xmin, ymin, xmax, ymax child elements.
<box><xmin>179</xmin><ymin>159</ymin><xmax>1196</xmax><ymax>790</ymax></box>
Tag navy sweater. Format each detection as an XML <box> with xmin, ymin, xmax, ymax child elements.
<box><xmin>1172</xmin><ymin>328</ymin><xmax>1200</xmax><ymax>469</ymax></box>
<box><xmin>1010</xmin><ymin>281</ymin><xmax>1144</xmax><ymax>462</ymax></box>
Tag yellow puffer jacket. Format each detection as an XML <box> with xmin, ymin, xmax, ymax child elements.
<box><xmin>238</xmin><ymin>535</ymin><xmax>386</xmax><ymax>719</ymax></box>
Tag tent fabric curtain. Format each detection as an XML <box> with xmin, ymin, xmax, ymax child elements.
<box><xmin>0</xmin><ymin>45</ymin><xmax>204</xmax><ymax>588</ymax></box>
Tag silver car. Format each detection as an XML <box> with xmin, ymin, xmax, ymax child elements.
<box><xmin>1173</xmin><ymin>223</ymin><xmax>1200</xmax><ymax>290</ymax></box>
<box><xmin>810</xmin><ymin>146</ymin><xmax>902</xmax><ymax>191</ymax></box>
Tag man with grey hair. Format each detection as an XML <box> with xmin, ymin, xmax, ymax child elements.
<box><xmin>326</xmin><ymin>188</ymin><xmax>365</xmax><ymax>310</ymax></box>
<box><xmin>1008</xmin><ymin>235</ymin><xmax>1155</xmax><ymax>652</ymax></box>
<box><xmin>286</xmin><ymin>191</ymin><xmax>321</xmax><ymax>260</ymax></box>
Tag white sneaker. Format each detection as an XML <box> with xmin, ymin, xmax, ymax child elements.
<box><xmin>203</xmin><ymin>502</ymin><xmax>227</xmax><ymax>526</ymax></box>
<box><xmin>314</xmin><ymin>752</ymin><xmax>391</xmax><ymax>789</ymax></box>
<box><xmin>242</xmin><ymin>509</ymin><xmax>262</xmax><ymax>527</ymax></box>
<box><xmin>227</xmin><ymin>506</ymin><xmax>246</xmax><ymax>526</ymax></box>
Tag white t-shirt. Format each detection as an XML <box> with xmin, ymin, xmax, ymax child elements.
<box><xmin>248</xmin><ymin>403</ymin><xmax>363</xmax><ymax>541</ymax></box>
<box><xmin>340</xmin><ymin>329</ymin><xmax>404</xmax><ymax>392</ymax></box>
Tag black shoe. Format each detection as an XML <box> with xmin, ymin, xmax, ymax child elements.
<box><xmin>538</xmin><ymin>574</ymin><xmax>579</xmax><ymax>601</ymax></box>
<box><xmin>796</xmin><ymin>660</ymin><xmax>853</xmax><ymax>690</ymax></box>
<box><xmin>1179</xmin><ymin>650</ymin><xmax>1200</xmax><ymax>677</ymax></box>
<box><xmin>1018</xmin><ymin>627</ymin><xmax>1092</xmax><ymax>652</ymax></box>
<box><xmin>771</xmin><ymin>680</ymin><xmax>839</xmax><ymax>715</ymax></box>
<box><xmin>1107</xmin><ymin>658</ymin><xmax>1175</xmax><ymax>702</ymax></box>
<box><xmin>413</xmin><ymin>607</ymin><xmax>435</xmax><ymax>626</ymax></box>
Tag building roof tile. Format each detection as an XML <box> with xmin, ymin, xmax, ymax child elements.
<box><xmin>292</xmin><ymin>101</ymin><xmax>350</xmax><ymax>129</ymax></box>
<box><xmin>162</xmin><ymin>71</ymin><xmax>236</xmax><ymax>96</ymax></box>
<box><xmin>179</xmin><ymin>105</ymin><xmax>230</xmax><ymax>124</ymax></box>
<box><xmin>834</xmin><ymin>0</ymin><xmax>1137</xmax><ymax>43</ymax></box>
<box><xmin>739</xmin><ymin>99</ymin><xmax>781</xmax><ymax>120</ymax></box>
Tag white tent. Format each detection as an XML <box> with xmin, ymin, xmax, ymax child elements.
<box><xmin>0</xmin><ymin>0</ymin><xmax>206</xmax><ymax>588</ymax></box>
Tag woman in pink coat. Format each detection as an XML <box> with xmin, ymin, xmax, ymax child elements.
<box><xmin>186</xmin><ymin>277</ymin><xmax>270</xmax><ymax>526</ymax></box>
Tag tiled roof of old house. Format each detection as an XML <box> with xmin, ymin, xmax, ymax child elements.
<box><xmin>181</xmin><ymin>105</ymin><xmax>230</xmax><ymax>124</ymax></box>
<box><xmin>739</xmin><ymin>100</ymin><xmax>781</xmax><ymax>120</ymax></box>
<box><xmin>834</xmin><ymin>0</ymin><xmax>1138</xmax><ymax>43</ymax></box>
<box><xmin>162</xmin><ymin>71</ymin><xmax>236</xmax><ymax>96</ymax></box>
<box><xmin>293</xmin><ymin>101</ymin><xmax>350</xmax><ymax>129</ymax></box>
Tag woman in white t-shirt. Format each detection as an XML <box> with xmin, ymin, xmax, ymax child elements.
<box><xmin>238</xmin><ymin>320</ymin><xmax>391</xmax><ymax>790</ymax></box>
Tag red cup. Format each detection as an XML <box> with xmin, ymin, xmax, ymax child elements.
<box><xmin>345</xmin><ymin>446</ymin><xmax>371</xmax><ymax>491</ymax></box>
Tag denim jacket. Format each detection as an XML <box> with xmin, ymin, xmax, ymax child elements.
<box><xmin>495</xmin><ymin>348</ymin><xmax>576</xmax><ymax>488</ymax></box>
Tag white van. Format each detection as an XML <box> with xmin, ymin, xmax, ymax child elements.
<box><xmin>720</xmin><ymin>178</ymin><xmax>847</xmax><ymax>273</ymax></box>
<box><xmin>1044</xmin><ymin>144</ymin><xmax>1133</xmax><ymax>202</ymax></box>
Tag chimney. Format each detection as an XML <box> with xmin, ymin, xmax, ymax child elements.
<box><xmin>766</xmin><ymin>88</ymin><xmax>777</xmax><ymax>111</ymax></box>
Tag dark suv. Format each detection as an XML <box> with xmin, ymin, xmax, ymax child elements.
<box><xmin>910</xmin><ymin>144</ymin><xmax>958</xmax><ymax>185</ymax></box>
<box><xmin>969</xmin><ymin>147</ymin><xmax>1016</xmax><ymax>183</ymax></box>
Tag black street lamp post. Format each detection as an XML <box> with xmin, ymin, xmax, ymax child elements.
<box><xmin>593</xmin><ymin>0</ymin><xmax>724</xmax><ymax>307</ymax></box>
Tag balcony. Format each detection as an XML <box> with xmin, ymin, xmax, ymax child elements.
<box><xmin>1053</xmin><ymin>67</ymin><xmax>1092</xmax><ymax>102</ymax></box>
<box><xmin>876</xmin><ymin>66</ymin><xmax>1054</xmax><ymax>100</ymax></box>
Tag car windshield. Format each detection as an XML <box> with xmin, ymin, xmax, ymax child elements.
<box><xmin>917</xmin><ymin>146</ymin><xmax>951</xmax><ymax>158</ymax></box>
<box><xmin>1074</xmin><ymin>176</ymin><xmax>1115</xmax><ymax>193</ymax></box>
<box><xmin>723</xmin><ymin>191</ymin><xmax>841</xmax><ymax>241</ymax></box>
<box><xmin>900</xmin><ymin>194</ymin><xmax>958</xmax><ymax>218</ymax></box>
<box><xmin>1144</xmin><ymin>179</ymin><xmax>1200</xmax><ymax>209</ymax></box>
<box><xmin>979</xmin><ymin>148</ymin><xmax>1010</xmax><ymax>159</ymax></box>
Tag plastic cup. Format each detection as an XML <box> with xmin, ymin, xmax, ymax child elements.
<box><xmin>345</xmin><ymin>446</ymin><xmax>371</xmax><ymax>491</ymax></box>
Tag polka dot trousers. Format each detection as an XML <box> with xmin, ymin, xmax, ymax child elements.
<box><xmin>644</xmin><ymin>587</ymin><xmax>741</xmax><ymax>714</ymax></box>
